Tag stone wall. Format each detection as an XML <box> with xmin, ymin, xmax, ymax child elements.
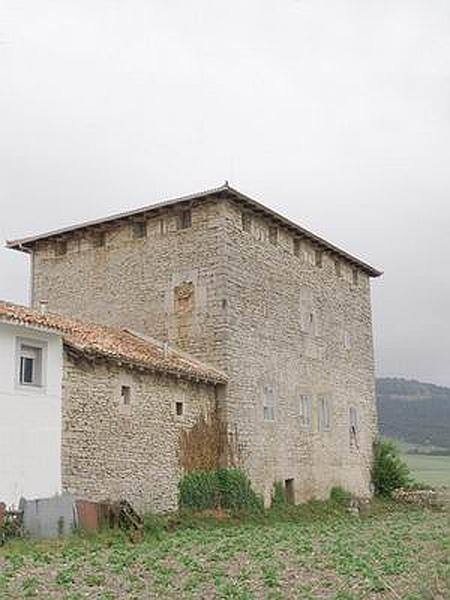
<box><xmin>33</xmin><ymin>193</ymin><xmax>378</xmax><ymax>506</ymax></box>
<box><xmin>62</xmin><ymin>353</ymin><xmax>217</xmax><ymax>512</ymax></box>
<box><xmin>220</xmin><ymin>199</ymin><xmax>377</xmax><ymax>504</ymax></box>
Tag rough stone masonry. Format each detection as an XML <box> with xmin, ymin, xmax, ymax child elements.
<box><xmin>9</xmin><ymin>184</ymin><xmax>382</xmax><ymax>507</ymax></box>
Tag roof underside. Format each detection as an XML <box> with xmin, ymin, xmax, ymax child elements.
<box><xmin>6</xmin><ymin>184</ymin><xmax>382</xmax><ymax>277</ymax></box>
<box><xmin>0</xmin><ymin>301</ymin><xmax>227</xmax><ymax>384</ymax></box>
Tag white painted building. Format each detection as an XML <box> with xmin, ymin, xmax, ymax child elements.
<box><xmin>0</xmin><ymin>320</ymin><xmax>63</xmax><ymax>507</ymax></box>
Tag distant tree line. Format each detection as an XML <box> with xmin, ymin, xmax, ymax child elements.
<box><xmin>376</xmin><ymin>377</ymin><xmax>450</xmax><ymax>452</ymax></box>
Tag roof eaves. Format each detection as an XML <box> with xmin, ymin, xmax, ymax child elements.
<box><xmin>5</xmin><ymin>184</ymin><xmax>229</xmax><ymax>250</ymax></box>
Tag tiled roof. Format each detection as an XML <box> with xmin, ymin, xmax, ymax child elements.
<box><xmin>6</xmin><ymin>183</ymin><xmax>382</xmax><ymax>277</ymax></box>
<box><xmin>0</xmin><ymin>301</ymin><xmax>227</xmax><ymax>385</ymax></box>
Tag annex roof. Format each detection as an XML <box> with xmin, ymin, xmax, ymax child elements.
<box><xmin>6</xmin><ymin>183</ymin><xmax>382</xmax><ymax>277</ymax></box>
<box><xmin>0</xmin><ymin>301</ymin><xmax>227</xmax><ymax>385</ymax></box>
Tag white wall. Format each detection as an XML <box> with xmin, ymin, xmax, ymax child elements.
<box><xmin>0</xmin><ymin>322</ymin><xmax>63</xmax><ymax>507</ymax></box>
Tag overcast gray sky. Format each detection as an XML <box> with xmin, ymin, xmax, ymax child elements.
<box><xmin>1</xmin><ymin>0</ymin><xmax>449</xmax><ymax>386</ymax></box>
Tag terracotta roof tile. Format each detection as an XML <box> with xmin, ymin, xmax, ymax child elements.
<box><xmin>0</xmin><ymin>301</ymin><xmax>227</xmax><ymax>385</ymax></box>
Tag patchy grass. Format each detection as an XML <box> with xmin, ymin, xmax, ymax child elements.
<box><xmin>0</xmin><ymin>500</ymin><xmax>449</xmax><ymax>599</ymax></box>
<box><xmin>402</xmin><ymin>453</ymin><xmax>450</xmax><ymax>487</ymax></box>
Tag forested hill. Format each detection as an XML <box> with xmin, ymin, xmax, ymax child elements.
<box><xmin>376</xmin><ymin>377</ymin><xmax>450</xmax><ymax>449</ymax></box>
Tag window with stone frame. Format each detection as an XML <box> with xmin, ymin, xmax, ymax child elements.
<box><xmin>293</xmin><ymin>238</ymin><xmax>302</xmax><ymax>257</ymax></box>
<box><xmin>121</xmin><ymin>385</ymin><xmax>131</xmax><ymax>405</ymax></box>
<box><xmin>299</xmin><ymin>395</ymin><xmax>312</xmax><ymax>429</ymax></box>
<box><xmin>318</xmin><ymin>396</ymin><xmax>331</xmax><ymax>431</ymax></box>
<box><xmin>299</xmin><ymin>286</ymin><xmax>319</xmax><ymax>336</ymax></box>
<box><xmin>263</xmin><ymin>385</ymin><xmax>275</xmax><ymax>421</ymax></box>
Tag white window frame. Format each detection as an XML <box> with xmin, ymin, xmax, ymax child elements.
<box><xmin>16</xmin><ymin>337</ymin><xmax>47</xmax><ymax>389</ymax></box>
<box><xmin>318</xmin><ymin>396</ymin><xmax>331</xmax><ymax>431</ymax></box>
<box><xmin>263</xmin><ymin>385</ymin><xmax>275</xmax><ymax>421</ymax></box>
<box><xmin>299</xmin><ymin>395</ymin><xmax>312</xmax><ymax>429</ymax></box>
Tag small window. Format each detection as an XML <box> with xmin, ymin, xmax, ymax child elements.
<box><xmin>132</xmin><ymin>221</ymin><xmax>147</xmax><ymax>239</ymax></box>
<box><xmin>293</xmin><ymin>238</ymin><xmax>301</xmax><ymax>257</ymax></box>
<box><xmin>352</xmin><ymin>268</ymin><xmax>358</xmax><ymax>286</ymax></box>
<box><xmin>263</xmin><ymin>385</ymin><xmax>275</xmax><ymax>421</ymax></box>
<box><xmin>299</xmin><ymin>395</ymin><xmax>312</xmax><ymax>429</ymax></box>
<box><xmin>93</xmin><ymin>231</ymin><xmax>106</xmax><ymax>248</ymax></box>
<box><xmin>177</xmin><ymin>209</ymin><xmax>192</xmax><ymax>230</ymax></box>
<box><xmin>318</xmin><ymin>396</ymin><xmax>331</xmax><ymax>431</ymax></box>
<box><xmin>121</xmin><ymin>385</ymin><xmax>131</xmax><ymax>405</ymax></box>
<box><xmin>315</xmin><ymin>250</ymin><xmax>323</xmax><ymax>268</ymax></box>
<box><xmin>268</xmin><ymin>225</ymin><xmax>278</xmax><ymax>246</ymax></box>
<box><xmin>343</xmin><ymin>330</ymin><xmax>352</xmax><ymax>350</ymax></box>
<box><xmin>18</xmin><ymin>343</ymin><xmax>43</xmax><ymax>387</ymax></box>
<box><xmin>241</xmin><ymin>212</ymin><xmax>252</xmax><ymax>232</ymax></box>
<box><xmin>175</xmin><ymin>401</ymin><xmax>184</xmax><ymax>416</ymax></box>
<box><xmin>334</xmin><ymin>260</ymin><xmax>342</xmax><ymax>277</ymax></box>
<box><xmin>55</xmin><ymin>241</ymin><xmax>67</xmax><ymax>256</ymax></box>
<box><xmin>349</xmin><ymin>406</ymin><xmax>359</xmax><ymax>433</ymax></box>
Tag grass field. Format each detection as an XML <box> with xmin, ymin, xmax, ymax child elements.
<box><xmin>402</xmin><ymin>453</ymin><xmax>450</xmax><ymax>487</ymax></box>
<box><xmin>0</xmin><ymin>501</ymin><xmax>449</xmax><ymax>600</ymax></box>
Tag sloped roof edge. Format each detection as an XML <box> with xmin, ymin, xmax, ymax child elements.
<box><xmin>0</xmin><ymin>301</ymin><xmax>227</xmax><ymax>385</ymax></box>
<box><xmin>6</xmin><ymin>183</ymin><xmax>382</xmax><ymax>277</ymax></box>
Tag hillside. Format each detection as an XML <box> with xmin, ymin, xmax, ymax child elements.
<box><xmin>376</xmin><ymin>377</ymin><xmax>450</xmax><ymax>450</ymax></box>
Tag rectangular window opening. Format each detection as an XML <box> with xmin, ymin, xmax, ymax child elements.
<box><xmin>175</xmin><ymin>401</ymin><xmax>184</xmax><ymax>416</ymax></box>
<box><xmin>315</xmin><ymin>250</ymin><xmax>323</xmax><ymax>268</ymax></box>
<box><xmin>299</xmin><ymin>395</ymin><xmax>312</xmax><ymax>428</ymax></box>
<box><xmin>132</xmin><ymin>221</ymin><xmax>147</xmax><ymax>239</ymax></box>
<box><xmin>121</xmin><ymin>385</ymin><xmax>131</xmax><ymax>405</ymax></box>
<box><xmin>352</xmin><ymin>268</ymin><xmax>359</xmax><ymax>286</ymax></box>
<box><xmin>18</xmin><ymin>343</ymin><xmax>43</xmax><ymax>386</ymax></box>
<box><xmin>293</xmin><ymin>238</ymin><xmax>301</xmax><ymax>257</ymax></box>
<box><xmin>318</xmin><ymin>396</ymin><xmax>331</xmax><ymax>431</ymax></box>
<box><xmin>241</xmin><ymin>212</ymin><xmax>252</xmax><ymax>232</ymax></box>
<box><xmin>263</xmin><ymin>385</ymin><xmax>275</xmax><ymax>421</ymax></box>
<box><xmin>334</xmin><ymin>260</ymin><xmax>342</xmax><ymax>278</ymax></box>
<box><xmin>268</xmin><ymin>225</ymin><xmax>278</xmax><ymax>246</ymax></box>
<box><xmin>349</xmin><ymin>406</ymin><xmax>359</xmax><ymax>434</ymax></box>
<box><xmin>55</xmin><ymin>241</ymin><xmax>67</xmax><ymax>257</ymax></box>
<box><xmin>177</xmin><ymin>208</ymin><xmax>192</xmax><ymax>230</ymax></box>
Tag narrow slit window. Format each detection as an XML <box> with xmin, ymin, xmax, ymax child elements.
<box><xmin>299</xmin><ymin>395</ymin><xmax>312</xmax><ymax>429</ymax></box>
<box><xmin>121</xmin><ymin>385</ymin><xmax>131</xmax><ymax>405</ymax></box>
<box><xmin>269</xmin><ymin>225</ymin><xmax>278</xmax><ymax>246</ymax></box>
<box><xmin>318</xmin><ymin>396</ymin><xmax>331</xmax><ymax>431</ymax></box>
<box><xmin>352</xmin><ymin>268</ymin><xmax>359</xmax><ymax>286</ymax></box>
<box><xmin>241</xmin><ymin>212</ymin><xmax>252</xmax><ymax>232</ymax></box>
<box><xmin>334</xmin><ymin>260</ymin><xmax>342</xmax><ymax>277</ymax></box>
<box><xmin>175</xmin><ymin>401</ymin><xmax>184</xmax><ymax>416</ymax></box>
<box><xmin>177</xmin><ymin>209</ymin><xmax>192</xmax><ymax>230</ymax></box>
<box><xmin>315</xmin><ymin>250</ymin><xmax>323</xmax><ymax>268</ymax></box>
<box><xmin>349</xmin><ymin>406</ymin><xmax>359</xmax><ymax>433</ymax></box>
<box><xmin>293</xmin><ymin>238</ymin><xmax>301</xmax><ymax>257</ymax></box>
<box><xmin>263</xmin><ymin>385</ymin><xmax>275</xmax><ymax>421</ymax></box>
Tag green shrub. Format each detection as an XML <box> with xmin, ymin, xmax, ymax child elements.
<box><xmin>216</xmin><ymin>469</ymin><xmax>263</xmax><ymax>512</ymax></box>
<box><xmin>271</xmin><ymin>481</ymin><xmax>287</xmax><ymax>507</ymax></box>
<box><xmin>142</xmin><ymin>512</ymin><xmax>165</xmax><ymax>538</ymax></box>
<box><xmin>178</xmin><ymin>471</ymin><xmax>220</xmax><ymax>510</ymax></box>
<box><xmin>330</xmin><ymin>486</ymin><xmax>352</xmax><ymax>506</ymax></box>
<box><xmin>178</xmin><ymin>469</ymin><xmax>263</xmax><ymax>512</ymax></box>
<box><xmin>372</xmin><ymin>439</ymin><xmax>413</xmax><ymax>497</ymax></box>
